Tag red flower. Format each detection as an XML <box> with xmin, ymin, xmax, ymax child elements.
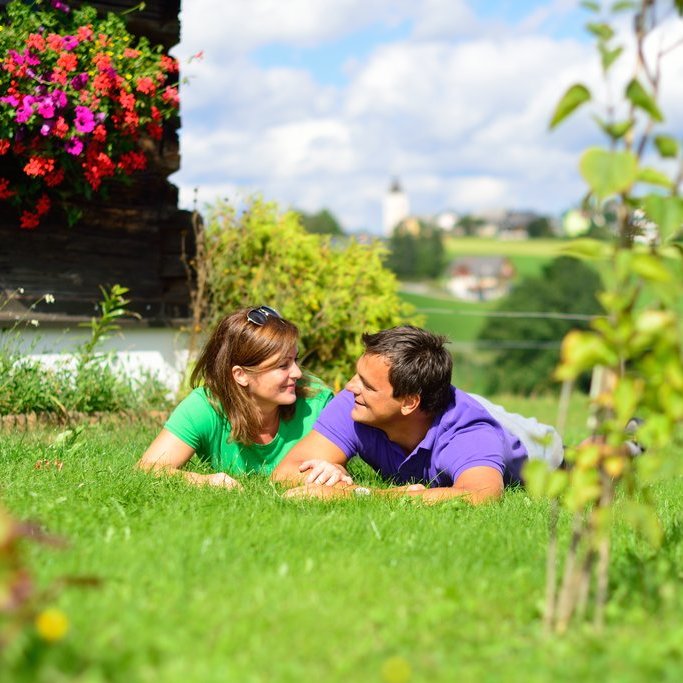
<box><xmin>53</xmin><ymin>117</ymin><xmax>69</xmax><ymax>139</ymax></box>
<box><xmin>77</xmin><ymin>25</ymin><xmax>94</xmax><ymax>42</ymax></box>
<box><xmin>50</xmin><ymin>69</ymin><xmax>68</xmax><ymax>85</ymax></box>
<box><xmin>123</xmin><ymin>48</ymin><xmax>140</xmax><ymax>59</ymax></box>
<box><xmin>93</xmin><ymin>53</ymin><xmax>112</xmax><ymax>71</ymax></box>
<box><xmin>118</xmin><ymin>150</ymin><xmax>147</xmax><ymax>173</ymax></box>
<box><xmin>27</xmin><ymin>34</ymin><xmax>46</xmax><ymax>52</ymax></box>
<box><xmin>146</xmin><ymin>123</ymin><xmax>163</xmax><ymax>140</ymax></box>
<box><xmin>123</xmin><ymin>110</ymin><xmax>139</xmax><ymax>128</ymax></box>
<box><xmin>24</xmin><ymin>156</ymin><xmax>56</xmax><ymax>177</ymax></box>
<box><xmin>20</xmin><ymin>211</ymin><xmax>40</xmax><ymax>229</ymax></box>
<box><xmin>118</xmin><ymin>91</ymin><xmax>135</xmax><ymax>111</ymax></box>
<box><xmin>93</xmin><ymin>72</ymin><xmax>113</xmax><ymax>94</ymax></box>
<box><xmin>0</xmin><ymin>139</ymin><xmax>10</xmax><ymax>155</ymax></box>
<box><xmin>93</xmin><ymin>124</ymin><xmax>107</xmax><ymax>142</ymax></box>
<box><xmin>47</xmin><ymin>33</ymin><xmax>63</xmax><ymax>51</ymax></box>
<box><xmin>161</xmin><ymin>86</ymin><xmax>179</xmax><ymax>107</ymax></box>
<box><xmin>135</xmin><ymin>76</ymin><xmax>155</xmax><ymax>95</ymax></box>
<box><xmin>57</xmin><ymin>53</ymin><xmax>78</xmax><ymax>72</ymax></box>
<box><xmin>35</xmin><ymin>194</ymin><xmax>51</xmax><ymax>216</ymax></box>
<box><xmin>150</xmin><ymin>105</ymin><xmax>161</xmax><ymax>122</ymax></box>
<box><xmin>160</xmin><ymin>55</ymin><xmax>179</xmax><ymax>73</ymax></box>
<box><xmin>0</xmin><ymin>178</ymin><xmax>15</xmax><ymax>199</ymax></box>
<box><xmin>45</xmin><ymin>168</ymin><xmax>65</xmax><ymax>187</ymax></box>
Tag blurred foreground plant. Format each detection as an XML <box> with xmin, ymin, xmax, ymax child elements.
<box><xmin>525</xmin><ymin>0</ymin><xmax>683</xmax><ymax>633</ymax></box>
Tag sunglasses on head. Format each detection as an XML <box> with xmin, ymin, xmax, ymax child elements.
<box><xmin>246</xmin><ymin>305</ymin><xmax>282</xmax><ymax>326</ymax></box>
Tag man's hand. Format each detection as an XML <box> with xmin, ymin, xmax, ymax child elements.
<box><xmin>299</xmin><ymin>460</ymin><xmax>353</xmax><ymax>486</ymax></box>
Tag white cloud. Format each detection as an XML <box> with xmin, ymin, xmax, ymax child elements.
<box><xmin>171</xmin><ymin>1</ymin><xmax>683</xmax><ymax>232</ymax></box>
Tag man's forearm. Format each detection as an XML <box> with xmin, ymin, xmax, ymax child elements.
<box><xmin>283</xmin><ymin>482</ymin><xmax>502</xmax><ymax>504</ymax></box>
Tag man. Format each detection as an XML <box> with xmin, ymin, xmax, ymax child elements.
<box><xmin>272</xmin><ymin>326</ymin><xmax>563</xmax><ymax>504</ymax></box>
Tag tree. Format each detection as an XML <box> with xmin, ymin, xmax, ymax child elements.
<box><xmin>527</xmin><ymin>0</ymin><xmax>683</xmax><ymax>634</ymax></box>
<box><xmin>456</xmin><ymin>214</ymin><xmax>485</xmax><ymax>236</ymax></box>
<box><xmin>296</xmin><ymin>208</ymin><xmax>344</xmax><ymax>235</ymax></box>
<box><xmin>477</xmin><ymin>257</ymin><xmax>602</xmax><ymax>395</ymax></box>
<box><xmin>385</xmin><ymin>220</ymin><xmax>445</xmax><ymax>279</ymax></box>
<box><xmin>527</xmin><ymin>216</ymin><xmax>555</xmax><ymax>238</ymax></box>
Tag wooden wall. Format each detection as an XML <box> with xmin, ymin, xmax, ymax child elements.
<box><xmin>0</xmin><ymin>0</ymin><xmax>194</xmax><ymax>326</ymax></box>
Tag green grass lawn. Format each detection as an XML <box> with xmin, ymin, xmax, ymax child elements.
<box><xmin>2</xmin><ymin>414</ymin><xmax>683</xmax><ymax>682</ymax></box>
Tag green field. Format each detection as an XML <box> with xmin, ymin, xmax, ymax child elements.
<box><xmin>446</xmin><ymin>237</ymin><xmax>564</xmax><ymax>279</ymax></box>
<box><xmin>2</xmin><ymin>416</ymin><xmax>683</xmax><ymax>682</ymax></box>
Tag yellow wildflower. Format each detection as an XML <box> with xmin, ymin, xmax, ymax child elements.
<box><xmin>35</xmin><ymin>608</ymin><xmax>69</xmax><ymax>642</ymax></box>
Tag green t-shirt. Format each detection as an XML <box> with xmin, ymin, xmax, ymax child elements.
<box><xmin>164</xmin><ymin>383</ymin><xmax>334</xmax><ymax>476</ymax></box>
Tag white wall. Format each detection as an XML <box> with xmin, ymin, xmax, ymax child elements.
<box><xmin>9</xmin><ymin>326</ymin><xmax>193</xmax><ymax>395</ymax></box>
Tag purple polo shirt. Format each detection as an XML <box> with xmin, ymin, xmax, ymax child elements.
<box><xmin>313</xmin><ymin>388</ymin><xmax>528</xmax><ymax>486</ymax></box>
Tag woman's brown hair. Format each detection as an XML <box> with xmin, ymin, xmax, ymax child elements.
<box><xmin>190</xmin><ymin>308</ymin><xmax>305</xmax><ymax>444</ymax></box>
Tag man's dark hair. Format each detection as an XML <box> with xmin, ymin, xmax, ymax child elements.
<box><xmin>361</xmin><ymin>325</ymin><xmax>453</xmax><ymax>415</ymax></box>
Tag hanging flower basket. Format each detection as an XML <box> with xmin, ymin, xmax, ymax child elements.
<box><xmin>0</xmin><ymin>0</ymin><xmax>180</xmax><ymax>228</ymax></box>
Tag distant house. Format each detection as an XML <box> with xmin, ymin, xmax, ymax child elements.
<box><xmin>446</xmin><ymin>256</ymin><xmax>516</xmax><ymax>302</ymax></box>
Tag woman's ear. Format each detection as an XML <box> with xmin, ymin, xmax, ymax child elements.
<box><xmin>232</xmin><ymin>365</ymin><xmax>250</xmax><ymax>388</ymax></box>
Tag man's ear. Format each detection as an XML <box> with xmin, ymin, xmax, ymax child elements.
<box><xmin>400</xmin><ymin>394</ymin><xmax>421</xmax><ymax>415</ymax></box>
<box><xmin>232</xmin><ymin>365</ymin><xmax>250</xmax><ymax>388</ymax></box>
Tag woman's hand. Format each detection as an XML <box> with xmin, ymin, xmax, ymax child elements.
<box><xmin>299</xmin><ymin>460</ymin><xmax>353</xmax><ymax>486</ymax></box>
<box><xmin>204</xmin><ymin>472</ymin><xmax>242</xmax><ymax>490</ymax></box>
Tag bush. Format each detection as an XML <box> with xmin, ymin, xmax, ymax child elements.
<box><xmin>477</xmin><ymin>256</ymin><xmax>603</xmax><ymax>395</ymax></box>
<box><xmin>203</xmin><ymin>197</ymin><xmax>418</xmax><ymax>389</ymax></box>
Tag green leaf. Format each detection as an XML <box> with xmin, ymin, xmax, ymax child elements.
<box><xmin>626</xmin><ymin>78</ymin><xmax>664</xmax><ymax>122</ymax></box>
<box><xmin>611</xmin><ymin>0</ymin><xmax>637</xmax><ymax>11</ymax></box>
<box><xmin>636</xmin><ymin>167</ymin><xmax>673</xmax><ymax>189</ymax></box>
<box><xmin>549</xmin><ymin>84</ymin><xmax>591</xmax><ymax>129</ymax></box>
<box><xmin>630</xmin><ymin>253</ymin><xmax>673</xmax><ymax>282</ymax></box>
<box><xmin>654</xmin><ymin>135</ymin><xmax>679</xmax><ymax>158</ymax></box>
<box><xmin>580</xmin><ymin>0</ymin><xmax>601</xmax><ymax>10</ymax></box>
<box><xmin>642</xmin><ymin>195</ymin><xmax>683</xmax><ymax>242</ymax></box>
<box><xmin>579</xmin><ymin>147</ymin><xmax>638</xmax><ymax>199</ymax></box>
<box><xmin>560</xmin><ymin>238</ymin><xmax>611</xmax><ymax>260</ymax></box>
<box><xmin>593</xmin><ymin>115</ymin><xmax>633</xmax><ymax>140</ymax></box>
<box><xmin>556</xmin><ymin>330</ymin><xmax>619</xmax><ymax>381</ymax></box>
<box><xmin>599</xmin><ymin>44</ymin><xmax>623</xmax><ymax>71</ymax></box>
<box><xmin>586</xmin><ymin>22</ymin><xmax>615</xmax><ymax>40</ymax></box>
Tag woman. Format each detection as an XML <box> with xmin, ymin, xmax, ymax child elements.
<box><xmin>137</xmin><ymin>306</ymin><xmax>338</xmax><ymax>489</ymax></box>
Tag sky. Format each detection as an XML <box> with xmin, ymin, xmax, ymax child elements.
<box><xmin>169</xmin><ymin>0</ymin><xmax>683</xmax><ymax>233</ymax></box>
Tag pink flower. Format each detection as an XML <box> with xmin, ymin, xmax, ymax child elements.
<box><xmin>74</xmin><ymin>105</ymin><xmax>95</xmax><ymax>133</ymax></box>
<box><xmin>62</xmin><ymin>36</ymin><xmax>79</xmax><ymax>51</ymax></box>
<box><xmin>70</xmin><ymin>73</ymin><xmax>89</xmax><ymax>90</ymax></box>
<box><xmin>65</xmin><ymin>137</ymin><xmax>83</xmax><ymax>155</ymax></box>
<box><xmin>50</xmin><ymin>1</ymin><xmax>70</xmax><ymax>12</ymax></box>
<box><xmin>37</xmin><ymin>99</ymin><xmax>55</xmax><ymax>118</ymax></box>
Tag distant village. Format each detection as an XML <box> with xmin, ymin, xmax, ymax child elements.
<box><xmin>380</xmin><ymin>178</ymin><xmax>557</xmax><ymax>303</ymax></box>
<box><xmin>381</xmin><ymin>178</ymin><xmax>560</xmax><ymax>242</ymax></box>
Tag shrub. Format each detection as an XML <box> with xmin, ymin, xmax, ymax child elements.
<box><xmin>203</xmin><ymin>197</ymin><xmax>418</xmax><ymax>389</ymax></box>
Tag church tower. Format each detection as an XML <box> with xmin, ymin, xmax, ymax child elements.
<box><xmin>382</xmin><ymin>178</ymin><xmax>409</xmax><ymax>236</ymax></box>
